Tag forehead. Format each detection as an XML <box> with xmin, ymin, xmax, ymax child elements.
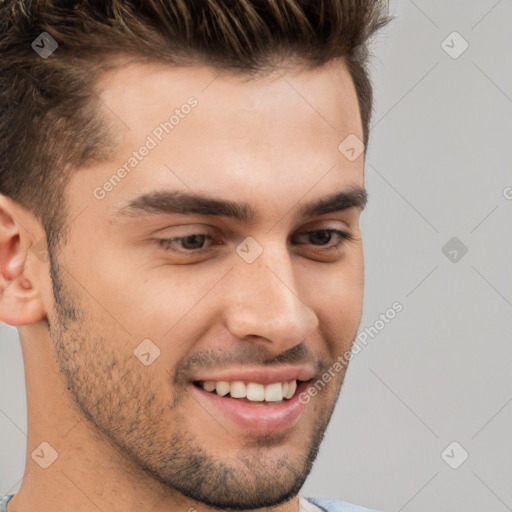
<box><xmin>70</xmin><ymin>59</ymin><xmax>364</xmax><ymax>224</ymax></box>
<box><xmin>96</xmin><ymin>57</ymin><xmax>362</xmax><ymax>148</ymax></box>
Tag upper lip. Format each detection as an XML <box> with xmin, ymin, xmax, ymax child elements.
<box><xmin>191</xmin><ymin>365</ymin><xmax>316</xmax><ymax>385</ymax></box>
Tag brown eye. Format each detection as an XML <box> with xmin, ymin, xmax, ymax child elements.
<box><xmin>159</xmin><ymin>233</ymin><xmax>213</xmax><ymax>253</ymax></box>
<box><xmin>307</xmin><ymin>230</ymin><xmax>336</xmax><ymax>245</ymax></box>
<box><xmin>293</xmin><ymin>229</ymin><xmax>353</xmax><ymax>251</ymax></box>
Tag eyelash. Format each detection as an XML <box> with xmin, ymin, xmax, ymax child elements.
<box><xmin>157</xmin><ymin>229</ymin><xmax>354</xmax><ymax>256</ymax></box>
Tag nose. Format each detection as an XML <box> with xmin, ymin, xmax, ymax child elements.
<box><xmin>223</xmin><ymin>243</ymin><xmax>319</xmax><ymax>352</ymax></box>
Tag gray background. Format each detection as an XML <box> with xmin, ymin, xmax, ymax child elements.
<box><xmin>1</xmin><ymin>1</ymin><xmax>511</xmax><ymax>510</ymax></box>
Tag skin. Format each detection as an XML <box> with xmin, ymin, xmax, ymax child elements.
<box><xmin>0</xmin><ymin>58</ymin><xmax>365</xmax><ymax>512</ymax></box>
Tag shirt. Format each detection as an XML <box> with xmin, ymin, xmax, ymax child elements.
<box><xmin>0</xmin><ymin>493</ymin><xmax>380</xmax><ymax>512</ymax></box>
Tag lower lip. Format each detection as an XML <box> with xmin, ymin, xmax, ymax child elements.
<box><xmin>189</xmin><ymin>381</ymin><xmax>310</xmax><ymax>433</ymax></box>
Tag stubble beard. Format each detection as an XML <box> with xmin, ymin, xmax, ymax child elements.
<box><xmin>46</xmin><ymin>251</ymin><xmax>349</xmax><ymax>509</ymax></box>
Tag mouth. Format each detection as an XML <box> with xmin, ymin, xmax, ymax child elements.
<box><xmin>190</xmin><ymin>378</ymin><xmax>313</xmax><ymax>433</ymax></box>
<box><xmin>193</xmin><ymin>379</ymin><xmax>303</xmax><ymax>403</ymax></box>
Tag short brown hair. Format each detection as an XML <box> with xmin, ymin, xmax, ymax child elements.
<box><xmin>0</xmin><ymin>0</ymin><xmax>390</xmax><ymax>251</ymax></box>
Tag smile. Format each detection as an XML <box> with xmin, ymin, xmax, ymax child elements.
<box><xmin>195</xmin><ymin>379</ymin><xmax>299</xmax><ymax>402</ymax></box>
<box><xmin>190</xmin><ymin>378</ymin><xmax>312</xmax><ymax>433</ymax></box>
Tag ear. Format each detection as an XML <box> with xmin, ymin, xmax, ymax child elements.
<box><xmin>0</xmin><ymin>194</ymin><xmax>48</xmax><ymax>326</ymax></box>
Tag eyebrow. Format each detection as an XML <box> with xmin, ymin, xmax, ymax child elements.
<box><xmin>115</xmin><ymin>186</ymin><xmax>367</xmax><ymax>223</ymax></box>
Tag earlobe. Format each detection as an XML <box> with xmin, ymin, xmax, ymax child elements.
<box><xmin>0</xmin><ymin>195</ymin><xmax>48</xmax><ymax>326</ymax></box>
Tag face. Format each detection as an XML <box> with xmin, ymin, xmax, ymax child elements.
<box><xmin>46</xmin><ymin>59</ymin><xmax>365</xmax><ymax>509</ymax></box>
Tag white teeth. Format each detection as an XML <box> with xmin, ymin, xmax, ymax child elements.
<box><xmin>230</xmin><ymin>381</ymin><xmax>246</xmax><ymax>398</ymax></box>
<box><xmin>215</xmin><ymin>381</ymin><xmax>230</xmax><ymax>396</ymax></box>
<box><xmin>200</xmin><ymin>379</ymin><xmax>298</xmax><ymax>402</ymax></box>
<box><xmin>246</xmin><ymin>383</ymin><xmax>265</xmax><ymax>401</ymax></box>
<box><xmin>285</xmin><ymin>379</ymin><xmax>297</xmax><ymax>399</ymax></box>
<box><xmin>264</xmin><ymin>382</ymin><xmax>284</xmax><ymax>402</ymax></box>
<box><xmin>203</xmin><ymin>381</ymin><xmax>216</xmax><ymax>392</ymax></box>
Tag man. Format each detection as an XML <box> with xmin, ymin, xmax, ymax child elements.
<box><xmin>0</xmin><ymin>1</ymin><xmax>390</xmax><ymax>511</ymax></box>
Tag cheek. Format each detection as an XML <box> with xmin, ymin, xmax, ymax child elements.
<box><xmin>322</xmin><ymin>275</ymin><xmax>363</xmax><ymax>327</ymax></box>
<box><xmin>74</xmin><ymin>243</ymin><xmax>199</xmax><ymax>337</ymax></box>
<box><xmin>306</xmin><ymin>245</ymin><xmax>364</xmax><ymax>300</ymax></box>
<box><xmin>304</xmin><ymin>255</ymin><xmax>364</xmax><ymax>347</ymax></box>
